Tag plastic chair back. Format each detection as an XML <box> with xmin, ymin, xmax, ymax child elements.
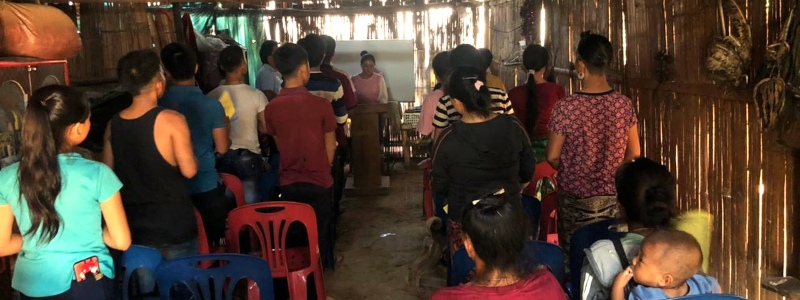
<box><xmin>674</xmin><ymin>295</ymin><xmax>747</xmax><ymax>300</ymax></box>
<box><xmin>569</xmin><ymin>218</ymin><xmax>625</xmax><ymax>299</ymax></box>
<box><xmin>121</xmin><ymin>245</ymin><xmax>163</xmax><ymax>300</ymax></box>
<box><xmin>527</xmin><ymin>240</ymin><xmax>564</xmax><ymax>282</ymax></box>
<box><xmin>155</xmin><ymin>254</ymin><xmax>275</xmax><ymax>300</ymax></box>
<box><xmin>449</xmin><ymin>247</ymin><xmax>475</xmax><ymax>286</ymax></box>
<box><xmin>227</xmin><ymin>202</ymin><xmax>326</xmax><ymax>300</ymax></box>
<box><xmin>220</xmin><ymin>172</ymin><xmax>246</xmax><ymax>207</ymax></box>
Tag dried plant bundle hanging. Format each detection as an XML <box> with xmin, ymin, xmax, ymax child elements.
<box><xmin>706</xmin><ymin>0</ymin><xmax>751</xmax><ymax>86</ymax></box>
<box><xmin>754</xmin><ymin>10</ymin><xmax>793</xmax><ymax>130</ymax></box>
<box><xmin>754</xmin><ymin>77</ymin><xmax>787</xmax><ymax>129</ymax></box>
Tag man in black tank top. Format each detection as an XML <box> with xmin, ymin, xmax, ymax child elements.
<box><xmin>103</xmin><ymin>50</ymin><xmax>199</xmax><ymax>266</ymax></box>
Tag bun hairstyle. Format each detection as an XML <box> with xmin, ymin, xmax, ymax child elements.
<box><xmin>522</xmin><ymin>45</ymin><xmax>550</xmax><ymax>136</ymax></box>
<box><xmin>446</xmin><ymin>66</ymin><xmax>493</xmax><ymax>118</ymax></box>
<box><xmin>615</xmin><ymin>157</ymin><xmax>677</xmax><ymax>228</ymax></box>
<box><xmin>19</xmin><ymin>85</ymin><xmax>90</xmax><ymax>244</ymax></box>
<box><xmin>462</xmin><ymin>191</ymin><xmax>532</xmax><ymax>278</ymax></box>
<box><xmin>360</xmin><ymin>51</ymin><xmax>376</xmax><ymax>65</ymax></box>
<box><xmin>577</xmin><ymin>31</ymin><xmax>613</xmax><ymax>75</ymax></box>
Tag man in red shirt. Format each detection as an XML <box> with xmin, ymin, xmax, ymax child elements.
<box><xmin>265</xmin><ymin>43</ymin><xmax>338</xmax><ymax>269</ymax></box>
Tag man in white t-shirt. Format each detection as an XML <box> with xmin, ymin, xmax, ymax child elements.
<box><xmin>208</xmin><ymin>46</ymin><xmax>268</xmax><ymax>204</ymax></box>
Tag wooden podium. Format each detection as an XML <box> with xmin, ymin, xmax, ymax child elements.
<box><xmin>346</xmin><ymin>103</ymin><xmax>390</xmax><ymax>196</ymax></box>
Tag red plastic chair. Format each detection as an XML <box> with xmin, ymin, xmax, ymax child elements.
<box><xmin>227</xmin><ymin>202</ymin><xmax>326</xmax><ymax>300</ymax></box>
<box><xmin>220</xmin><ymin>172</ymin><xmax>246</xmax><ymax>207</ymax></box>
<box><xmin>526</xmin><ymin>162</ymin><xmax>560</xmax><ymax>244</ymax></box>
<box><xmin>525</xmin><ymin>162</ymin><xmax>558</xmax><ymax>197</ymax></box>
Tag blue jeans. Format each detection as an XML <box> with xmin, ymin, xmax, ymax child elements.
<box><xmin>134</xmin><ymin>239</ymin><xmax>198</xmax><ymax>295</ymax></box>
<box><xmin>217</xmin><ymin>149</ymin><xmax>263</xmax><ymax>204</ymax></box>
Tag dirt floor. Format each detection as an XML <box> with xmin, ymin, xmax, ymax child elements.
<box><xmin>324</xmin><ymin>167</ymin><xmax>445</xmax><ymax>300</ymax></box>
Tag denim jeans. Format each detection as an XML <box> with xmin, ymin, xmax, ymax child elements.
<box><xmin>217</xmin><ymin>149</ymin><xmax>264</xmax><ymax>204</ymax></box>
<box><xmin>133</xmin><ymin>239</ymin><xmax>198</xmax><ymax>295</ymax></box>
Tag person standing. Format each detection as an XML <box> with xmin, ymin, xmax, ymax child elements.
<box><xmin>351</xmin><ymin>51</ymin><xmax>389</xmax><ymax>105</ymax></box>
<box><xmin>418</xmin><ymin>51</ymin><xmax>451</xmax><ymax>138</ymax></box>
<box><xmin>298</xmin><ymin>34</ymin><xmax>348</xmax><ymax>236</ymax></box>
<box><xmin>431</xmin><ymin>66</ymin><xmax>535</xmax><ymax>268</ymax></box>
<box><xmin>478</xmin><ymin>48</ymin><xmax>507</xmax><ymax>91</ymax></box>
<box><xmin>160</xmin><ymin>43</ymin><xmax>233</xmax><ymax>245</ymax></box>
<box><xmin>320</xmin><ymin>35</ymin><xmax>358</xmax><ymax>110</ymax></box>
<box><xmin>546</xmin><ymin>32</ymin><xmax>640</xmax><ymax>267</ymax></box>
<box><xmin>266</xmin><ymin>43</ymin><xmax>338</xmax><ymax>270</ymax></box>
<box><xmin>104</xmin><ymin>49</ymin><xmax>198</xmax><ymax>258</ymax></box>
<box><xmin>208</xmin><ymin>46</ymin><xmax>269</xmax><ymax>204</ymax></box>
<box><xmin>432</xmin><ymin>44</ymin><xmax>514</xmax><ymax>141</ymax></box>
<box><xmin>507</xmin><ymin>45</ymin><xmax>565</xmax><ymax>164</ymax></box>
<box><xmin>255</xmin><ymin>40</ymin><xmax>282</xmax><ymax>100</ymax></box>
<box><xmin>0</xmin><ymin>85</ymin><xmax>131</xmax><ymax>300</ymax></box>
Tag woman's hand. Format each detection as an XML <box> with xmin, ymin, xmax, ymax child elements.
<box><xmin>611</xmin><ymin>266</ymin><xmax>634</xmax><ymax>300</ymax></box>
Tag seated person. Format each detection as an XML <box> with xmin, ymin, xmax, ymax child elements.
<box><xmin>431</xmin><ymin>192</ymin><xmax>567</xmax><ymax>300</ymax></box>
<box><xmin>612</xmin><ymin>230</ymin><xmax>720</xmax><ymax>300</ymax></box>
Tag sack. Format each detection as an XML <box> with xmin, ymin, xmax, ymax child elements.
<box><xmin>0</xmin><ymin>3</ymin><xmax>81</xmax><ymax>59</ymax></box>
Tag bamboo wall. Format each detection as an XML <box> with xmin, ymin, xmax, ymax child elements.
<box><xmin>67</xmin><ymin>3</ymin><xmax>177</xmax><ymax>83</ymax></box>
<box><xmin>491</xmin><ymin>1</ymin><xmax>798</xmax><ymax>299</ymax></box>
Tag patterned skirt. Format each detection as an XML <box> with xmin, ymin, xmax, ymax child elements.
<box><xmin>556</xmin><ymin>190</ymin><xmax>619</xmax><ymax>275</ymax></box>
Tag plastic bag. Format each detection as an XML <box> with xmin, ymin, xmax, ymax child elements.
<box><xmin>0</xmin><ymin>3</ymin><xmax>81</xmax><ymax>59</ymax></box>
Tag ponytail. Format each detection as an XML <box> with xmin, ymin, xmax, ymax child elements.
<box><xmin>522</xmin><ymin>45</ymin><xmax>550</xmax><ymax>136</ymax></box>
<box><xmin>17</xmin><ymin>85</ymin><xmax>89</xmax><ymax>244</ymax></box>
<box><xmin>447</xmin><ymin>66</ymin><xmax>493</xmax><ymax>118</ymax></box>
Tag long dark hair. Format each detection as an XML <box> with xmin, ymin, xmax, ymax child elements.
<box><xmin>615</xmin><ymin>157</ymin><xmax>677</xmax><ymax>229</ymax></box>
<box><xmin>18</xmin><ymin>85</ymin><xmax>90</xmax><ymax>244</ymax></box>
<box><xmin>446</xmin><ymin>66</ymin><xmax>492</xmax><ymax>118</ymax></box>
<box><xmin>462</xmin><ymin>192</ymin><xmax>532</xmax><ymax>280</ymax></box>
<box><xmin>522</xmin><ymin>45</ymin><xmax>550</xmax><ymax>135</ymax></box>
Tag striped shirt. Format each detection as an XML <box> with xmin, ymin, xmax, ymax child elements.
<box><xmin>432</xmin><ymin>87</ymin><xmax>514</xmax><ymax>128</ymax></box>
<box><xmin>306</xmin><ymin>71</ymin><xmax>347</xmax><ymax>124</ymax></box>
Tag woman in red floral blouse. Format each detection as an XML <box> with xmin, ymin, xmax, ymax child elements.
<box><xmin>545</xmin><ymin>32</ymin><xmax>640</xmax><ymax>272</ymax></box>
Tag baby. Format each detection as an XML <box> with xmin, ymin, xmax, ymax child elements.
<box><xmin>612</xmin><ymin>230</ymin><xmax>721</xmax><ymax>300</ymax></box>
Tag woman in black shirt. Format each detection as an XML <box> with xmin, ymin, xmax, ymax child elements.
<box><xmin>431</xmin><ymin>66</ymin><xmax>535</xmax><ymax>279</ymax></box>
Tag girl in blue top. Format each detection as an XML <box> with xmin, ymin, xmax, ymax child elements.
<box><xmin>0</xmin><ymin>85</ymin><xmax>131</xmax><ymax>299</ymax></box>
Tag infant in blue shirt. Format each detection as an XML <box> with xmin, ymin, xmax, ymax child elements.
<box><xmin>612</xmin><ymin>230</ymin><xmax>721</xmax><ymax>300</ymax></box>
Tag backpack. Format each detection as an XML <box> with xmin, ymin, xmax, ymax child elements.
<box><xmin>579</xmin><ymin>234</ymin><xmax>643</xmax><ymax>300</ymax></box>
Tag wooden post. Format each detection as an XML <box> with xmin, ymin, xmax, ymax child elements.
<box><xmin>172</xmin><ymin>3</ymin><xmax>185</xmax><ymax>44</ymax></box>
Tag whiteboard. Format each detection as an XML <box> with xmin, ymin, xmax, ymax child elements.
<box><xmin>333</xmin><ymin>40</ymin><xmax>415</xmax><ymax>102</ymax></box>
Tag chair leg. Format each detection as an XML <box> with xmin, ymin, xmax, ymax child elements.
<box><xmin>315</xmin><ymin>261</ymin><xmax>327</xmax><ymax>299</ymax></box>
<box><xmin>246</xmin><ymin>279</ymin><xmax>261</xmax><ymax>300</ymax></box>
<box><xmin>289</xmin><ymin>273</ymin><xmax>309</xmax><ymax>300</ymax></box>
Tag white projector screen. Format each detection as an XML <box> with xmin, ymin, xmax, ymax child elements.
<box><xmin>332</xmin><ymin>40</ymin><xmax>415</xmax><ymax>102</ymax></box>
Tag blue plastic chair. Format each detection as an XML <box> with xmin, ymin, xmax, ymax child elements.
<box><xmin>674</xmin><ymin>295</ymin><xmax>747</xmax><ymax>300</ymax></box>
<box><xmin>155</xmin><ymin>254</ymin><xmax>275</xmax><ymax>300</ymax></box>
<box><xmin>529</xmin><ymin>240</ymin><xmax>564</xmax><ymax>282</ymax></box>
<box><xmin>450</xmin><ymin>241</ymin><xmax>564</xmax><ymax>286</ymax></box>
<box><xmin>121</xmin><ymin>245</ymin><xmax>163</xmax><ymax>300</ymax></box>
<box><xmin>569</xmin><ymin>218</ymin><xmax>625</xmax><ymax>298</ymax></box>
